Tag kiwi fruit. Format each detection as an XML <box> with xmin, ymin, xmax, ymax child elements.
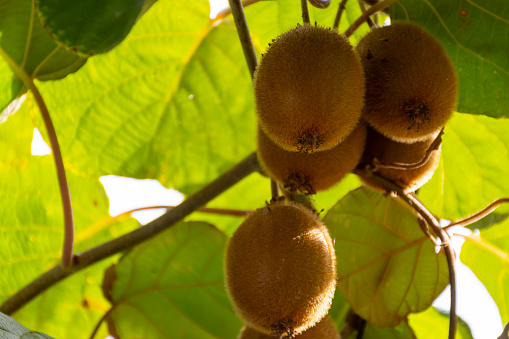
<box><xmin>225</xmin><ymin>202</ymin><xmax>336</xmax><ymax>337</ymax></box>
<box><xmin>254</xmin><ymin>25</ymin><xmax>365</xmax><ymax>153</ymax></box>
<box><xmin>359</xmin><ymin>124</ymin><xmax>442</xmax><ymax>193</ymax></box>
<box><xmin>257</xmin><ymin>121</ymin><xmax>367</xmax><ymax>194</ymax></box>
<box><xmin>238</xmin><ymin>316</ymin><xmax>339</xmax><ymax>339</ymax></box>
<box><xmin>355</xmin><ymin>22</ymin><xmax>457</xmax><ymax>143</ymax></box>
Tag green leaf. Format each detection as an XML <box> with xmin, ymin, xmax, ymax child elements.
<box><xmin>36</xmin><ymin>0</ymin><xmax>256</xmax><ymax>193</ymax></box>
<box><xmin>103</xmin><ymin>221</ymin><xmax>243</xmax><ymax>339</ymax></box>
<box><xmin>35</xmin><ymin>0</ymin><xmax>144</xmax><ymax>55</ymax></box>
<box><xmin>13</xmin><ymin>260</ymin><xmax>117</xmax><ymax>339</ymax></box>
<box><xmin>324</xmin><ymin>188</ymin><xmax>449</xmax><ymax>327</ymax></box>
<box><xmin>461</xmin><ymin>221</ymin><xmax>509</xmax><ymax>323</ymax></box>
<box><xmin>418</xmin><ymin>113</ymin><xmax>509</xmax><ymax>220</ymax></box>
<box><xmin>0</xmin><ymin>0</ymin><xmax>86</xmax><ymax>116</ymax></box>
<box><xmin>0</xmin><ymin>312</ymin><xmax>54</xmax><ymax>339</ymax></box>
<box><xmin>244</xmin><ymin>0</ymin><xmax>369</xmax><ymax>54</ymax></box>
<box><xmin>0</xmin><ymin>100</ymin><xmax>138</xmax><ymax>336</ymax></box>
<box><xmin>409</xmin><ymin>307</ymin><xmax>473</xmax><ymax>339</ymax></box>
<box><xmin>364</xmin><ymin>320</ymin><xmax>415</xmax><ymax>339</ymax></box>
<box><xmin>391</xmin><ymin>1</ymin><xmax>509</xmax><ymax>118</ymax></box>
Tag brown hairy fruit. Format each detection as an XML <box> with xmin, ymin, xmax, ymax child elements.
<box><xmin>257</xmin><ymin>121</ymin><xmax>367</xmax><ymax>194</ymax></box>
<box><xmin>359</xmin><ymin>125</ymin><xmax>441</xmax><ymax>193</ymax></box>
<box><xmin>254</xmin><ymin>25</ymin><xmax>365</xmax><ymax>153</ymax></box>
<box><xmin>238</xmin><ymin>316</ymin><xmax>339</xmax><ymax>339</ymax></box>
<box><xmin>225</xmin><ymin>202</ymin><xmax>336</xmax><ymax>337</ymax></box>
<box><xmin>355</xmin><ymin>22</ymin><xmax>457</xmax><ymax>143</ymax></box>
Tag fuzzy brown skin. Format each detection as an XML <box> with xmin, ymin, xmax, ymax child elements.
<box><xmin>359</xmin><ymin>125</ymin><xmax>441</xmax><ymax>193</ymax></box>
<box><xmin>254</xmin><ymin>25</ymin><xmax>365</xmax><ymax>153</ymax></box>
<box><xmin>225</xmin><ymin>203</ymin><xmax>337</xmax><ymax>337</ymax></box>
<box><xmin>257</xmin><ymin>122</ymin><xmax>367</xmax><ymax>194</ymax></box>
<box><xmin>238</xmin><ymin>316</ymin><xmax>339</xmax><ymax>339</ymax></box>
<box><xmin>355</xmin><ymin>22</ymin><xmax>457</xmax><ymax>143</ymax></box>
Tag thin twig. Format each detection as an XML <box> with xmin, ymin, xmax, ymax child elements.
<box><xmin>0</xmin><ymin>48</ymin><xmax>75</xmax><ymax>268</ymax></box>
<box><xmin>214</xmin><ymin>0</ymin><xmax>263</xmax><ymax>22</ymax></box>
<box><xmin>301</xmin><ymin>0</ymin><xmax>310</xmax><ymax>25</ymax></box>
<box><xmin>308</xmin><ymin>0</ymin><xmax>331</xmax><ymax>9</ymax></box>
<box><xmin>228</xmin><ymin>0</ymin><xmax>258</xmax><ymax>77</ymax></box>
<box><xmin>344</xmin><ymin>0</ymin><xmax>398</xmax><ymax>37</ymax></box>
<box><xmin>358</xmin><ymin>0</ymin><xmax>376</xmax><ymax>29</ymax></box>
<box><xmin>271</xmin><ymin>180</ymin><xmax>280</xmax><ymax>201</ymax></box>
<box><xmin>444</xmin><ymin>198</ymin><xmax>509</xmax><ymax>229</ymax></box>
<box><xmin>0</xmin><ymin>153</ymin><xmax>261</xmax><ymax>315</ymax></box>
<box><xmin>372</xmin><ymin>129</ymin><xmax>443</xmax><ymax>171</ymax></box>
<box><xmin>353</xmin><ymin>168</ymin><xmax>457</xmax><ymax>338</ymax></box>
<box><xmin>333</xmin><ymin>0</ymin><xmax>348</xmax><ymax>30</ymax></box>
<box><xmin>121</xmin><ymin>205</ymin><xmax>251</xmax><ymax>217</ymax></box>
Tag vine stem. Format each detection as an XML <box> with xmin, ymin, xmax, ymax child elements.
<box><xmin>344</xmin><ymin>0</ymin><xmax>398</xmax><ymax>37</ymax></box>
<box><xmin>444</xmin><ymin>198</ymin><xmax>509</xmax><ymax>229</ymax></box>
<box><xmin>333</xmin><ymin>0</ymin><xmax>348</xmax><ymax>30</ymax></box>
<box><xmin>122</xmin><ymin>205</ymin><xmax>251</xmax><ymax>217</ymax></box>
<box><xmin>214</xmin><ymin>0</ymin><xmax>263</xmax><ymax>22</ymax></box>
<box><xmin>227</xmin><ymin>0</ymin><xmax>258</xmax><ymax>78</ymax></box>
<box><xmin>353</xmin><ymin>168</ymin><xmax>457</xmax><ymax>339</ymax></box>
<box><xmin>0</xmin><ymin>152</ymin><xmax>261</xmax><ymax>315</ymax></box>
<box><xmin>0</xmin><ymin>48</ymin><xmax>75</xmax><ymax>268</ymax></box>
<box><xmin>301</xmin><ymin>0</ymin><xmax>311</xmax><ymax>24</ymax></box>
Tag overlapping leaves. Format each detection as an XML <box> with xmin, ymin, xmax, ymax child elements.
<box><xmin>0</xmin><ymin>100</ymin><xmax>138</xmax><ymax>338</ymax></box>
<box><xmin>103</xmin><ymin>221</ymin><xmax>242</xmax><ymax>338</ymax></box>
<box><xmin>0</xmin><ymin>0</ymin><xmax>86</xmax><ymax>117</ymax></box>
<box><xmin>324</xmin><ymin>188</ymin><xmax>449</xmax><ymax>327</ymax></box>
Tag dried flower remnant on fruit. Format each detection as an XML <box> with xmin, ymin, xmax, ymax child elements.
<box><xmin>224</xmin><ymin>202</ymin><xmax>336</xmax><ymax>336</ymax></box>
<box><xmin>294</xmin><ymin>130</ymin><xmax>326</xmax><ymax>153</ymax></box>
<box><xmin>254</xmin><ymin>25</ymin><xmax>365</xmax><ymax>152</ymax></box>
<box><xmin>238</xmin><ymin>316</ymin><xmax>339</xmax><ymax>338</ymax></box>
<box><xmin>355</xmin><ymin>22</ymin><xmax>457</xmax><ymax>143</ymax></box>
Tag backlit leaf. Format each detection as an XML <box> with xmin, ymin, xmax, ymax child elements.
<box><xmin>418</xmin><ymin>113</ymin><xmax>509</xmax><ymax>220</ymax></box>
<box><xmin>461</xmin><ymin>221</ymin><xmax>509</xmax><ymax>323</ymax></box>
<box><xmin>103</xmin><ymin>221</ymin><xmax>242</xmax><ymax>339</ymax></box>
<box><xmin>324</xmin><ymin>188</ymin><xmax>449</xmax><ymax>327</ymax></box>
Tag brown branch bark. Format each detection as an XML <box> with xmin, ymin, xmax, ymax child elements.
<box><xmin>333</xmin><ymin>0</ymin><xmax>348</xmax><ymax>31</ymax></box>
<box><xmin>301</xmin><ymin>0</ymin><xmax>311</xmax><ymax>24</ymax></box>
<box><xmin>0</xmin><ymin>153</ymin><xmax>261</xmax><ymax>315</ymax></box>
<box><xmin>122</xmin><ymin>205</ymin><xmax>251</xmax><ymax>217</ymax></box>
<box><xmin>227</xmin><ymin>0</ymin><xmax>259</xmax><ymax>77</ymax></box>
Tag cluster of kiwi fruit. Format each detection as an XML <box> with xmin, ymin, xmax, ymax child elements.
<box><xmin>225</xmin><ymin>20</ymin><xmax>457</xmax><ymax>339</ymax></box>
<box><xmin>255</xmin><ymin>21</ymin><xmax>457</xmax><ymax>195</ymax></box>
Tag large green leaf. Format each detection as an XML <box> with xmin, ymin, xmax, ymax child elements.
<box><xmin>409</xmin><ymin>307</ymin><xmax>473</xmax><ymax>339</ymax></box>
<box><xmin>36</xmin><ymin>0</ymin><xmax>255</xmax><ymax>194</ymax></box>
<box><xmin>103</xmin><ymin>221</ymin><xmax>242</xmax><ymax>339</ymax></box>
<box><xmin>461</xmin><ymin>221</ymin><xmax>509</xmax><ymax>323</ymax></box>
<box><xmin>419</xmin><ymin>113</ymin><xmax>509</xmax><ymax>220</ymax></box>
<box><xmin>0</xmin><ymin>312</ymin><xmax>53</xmax><ymax>339</ymax></box>
<box><xmin>391</xmin><ymin>1</ymin><xmax>509</xmax><ymax>118</ymax></box>
<box><xmin>0</xmin><ymin>100</ymin><xmax>138</xmax><ymax>336</ymax></box>
<box><xmin>35</xmin><ymin>0</ymin><xmax>144</xmax><ymax>56</ymax></box>
<box><xmin>0</xmin><ymin>0</ymin><xmax>86</xmax><ymax>117</ymax></box>
<box><xmin>324</xmin><ymin>188</ymin><xmax>449</xmax><ymax>327</ymax></box>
